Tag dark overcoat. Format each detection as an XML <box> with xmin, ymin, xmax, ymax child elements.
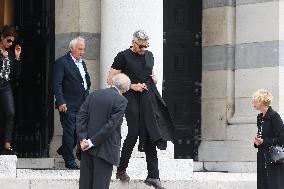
<box><xmin>256</xmin><ymin>106</ymin><xmax>284</xmax><ymax>189</ymax></box>
<box><xmin>76</xmin><ymin>87</ymin><xmax>128</xmax><ymax>166</ymax></box>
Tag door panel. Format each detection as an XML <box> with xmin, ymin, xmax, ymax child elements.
<box><xmin>13</xmin><ymin>0</ymin><xmax>54</xmax><ymax>157</ymax></box>
<box><xmin>163</xmin><ymin>0</ymin><xmax>201</xmax><ymax>159</ymax></box>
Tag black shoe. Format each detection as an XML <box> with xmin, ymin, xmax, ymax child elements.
<box><xmin>65</xmin><ymin>163</ymin><xmax>79</xmax><ymax>170</ymax></box>
<box><xmin>144</xmin><ymin>178</ymin><xmax>165</xmax><ymax>189</ymax></box>
<box><xmin>116</xmin><ymin>170</ymin><xmax>130</xmax><ymax>182</ymax></box>
<box><xmin>2</xmin><ymin>147</ymin><xmax>18</xmax><ymax>155</ymax></box>
<box><xmin>156</xmin><ymin>139</ymin><xmax>167</xmax><ymax>150</ymax></box>
<box><xmin>56</xmin><ymin>147</ymin><xmax>63</xmax><ymax>156</ymax></box>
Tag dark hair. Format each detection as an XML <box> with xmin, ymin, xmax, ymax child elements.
<box><xmin>0</xmin><ymin>25</ymin><xmax>17</xmax><ymax>38</ymax></box>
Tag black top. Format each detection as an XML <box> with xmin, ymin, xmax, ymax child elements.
<box><xmin>256</xmin><ymin>106</ymin><xmax>284</xmax><ymax>148</ymax></box>
<box><xmin>111</xmin><ymin>48</ymin><xmax>174</xmax><ymax>150</ymax></box>
<box><xmin>111</xmin><ymin>48</ymin><xmax>153</xmax><ymax>84</ymax></box>
<box><xmin>0</xmin><ymin>49</ymin><xmax>21</xmax><ymax>87</ymax></box>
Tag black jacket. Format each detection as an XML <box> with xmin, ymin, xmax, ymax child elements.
<box><xmin>53</xmin><ymin>53</ymin><xmax>91</xmax><ymax>111</ymax></box>
<box><xmin>256</xmin><ymin>106</ymin><xmax>284</xmax><ymax>189</ymax></box>
<box><xmin>76</xmin><ymin>87</ymin><xmax>128</xmax><ymax>166</ymax></box>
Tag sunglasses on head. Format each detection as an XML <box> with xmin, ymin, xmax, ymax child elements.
<box><xmin>135</xmin><ymin>41</ymin><xmax>149</xmax><ymax>49</ymax></box>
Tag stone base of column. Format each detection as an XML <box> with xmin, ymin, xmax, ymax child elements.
<box><xmin>198</xmin><ymin>122</ymin><xmax>257</xmax><ymax>172</ymax></box>
<box><xmin>0</xmin><ymin>155</ymin><xmax>17</xmax><ymax>178</ymax></box>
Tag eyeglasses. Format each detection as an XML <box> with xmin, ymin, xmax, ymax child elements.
<box><xmin>6</xmin><ymin>38</ymin><xmax>14</xmax><ymax>44</ymax></box>
<box><xmin>134</xmin><ymin>41</ymin><xmax>149</xmax><ymax>49</ymax></box>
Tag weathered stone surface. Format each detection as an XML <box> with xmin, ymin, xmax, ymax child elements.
<box><xmin>0</xmin><ymin>155</ymin><xmax>17</xmax><ymax>178</ymax></box>
<box><xmin>202</xmin><ymin>70</ymin><xmax>234</xmax><ymax>99</ymax></box>
<box><xmin>236</xmin><ymin>1</ymin><xmax>279</xmax><ymax>44</ymax></box>
<box><xmin>202</xmin><ymin>45</ymin><xmax>235</xmax><ymax>71</ymax></box>
<box><xmin>55</xmin><ymin>0</ymin><xmax>80</xmax><ymax>34</ymax></box>
<box><xmin>203</xmin><ymin>6</ymin><xmax>235</xmax><ymax>46</ymax></box>
<box><xmin>201</xmin><ymin>99</ymin><xmax>228</xmax><ymax>140</ymax></box>
<box><xmin>79</xmin><ymin>0</ymin><xmax>101</xmax><ymax>33</ymax></box>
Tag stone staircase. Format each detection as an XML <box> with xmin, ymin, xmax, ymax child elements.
<box><xmin>0</xmin><ymin>156</ymin><xmax>257</xmax><ymax>189</ymax></box>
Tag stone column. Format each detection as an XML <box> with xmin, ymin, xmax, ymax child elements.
<box><xmin>199</xmin><ymin>0</ymin><xmax>284</xmax><ymax>172</ymax></box>
<box><xmin>227</xmin><ymin>0</ymin><xmax>284</xmax><ymax>165</ymax></box>
<box><xmin>100</xmin><ymin>0</ymin><xmax>175</xmax><ymax>159</ymax></box>
<box><xmin>100</xmin><ymin>0</ymin><xmax>163</xmax><ymax>92</ymax></box>
<box><xmin>198</xmin><ymin>0</ymin><xmax>236</xmax><ymax>168</ymax></box>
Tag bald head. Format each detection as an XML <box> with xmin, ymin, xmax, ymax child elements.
<box><xmin>112</xmin><ymin>73</ymin><xmax>131</xmax><ymax>94</ymax></box>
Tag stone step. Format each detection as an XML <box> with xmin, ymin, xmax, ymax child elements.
<box><xmin>18</xmin><ymin>157</ymin><xmax>193</xmax><ymax>180</ymax></box>
<box><xmin>17</xmin><ymin>157</ymin><xmax>257</xmax><ymax>173</ymax></box>
<box><xmin>0</xmin><ymin>170</ymin><xmax>256</xmax><ymax>189</ymax></box>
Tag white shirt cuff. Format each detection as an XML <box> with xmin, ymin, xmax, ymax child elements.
<box><xmin>87</xmin><ymin>139</ymin><xmax>94</xmax><ymax>148</ymax></box>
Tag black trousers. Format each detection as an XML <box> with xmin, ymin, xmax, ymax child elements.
<box><xmin>79</xmin><ymin>152</ymin><xmax>113</xmax><ymax>189</ymax></box>
<box><xmin>59</xmin><ymin>110</ymin><xmax>78</xmax><ymax>166</ymax></box>
<box><xmin>118</xmin><ymin>92</ymin><xmax>159</xmax><ymax>179</ymax></box>
<box><xmin>0</xmin><ymin>84</ymin><xmax>15</xmax><ymax>143</ymax></box>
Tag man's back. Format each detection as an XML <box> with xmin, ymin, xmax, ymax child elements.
<box><xmin>76</xmin><ymin>87</ymin><xmax>128</xmax><ymax>166</ymax></box>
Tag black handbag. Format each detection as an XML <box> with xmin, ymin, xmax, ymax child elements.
<box><xmin>268</xmin><ymin>145</ymin><xmax>284</xmax><ymax>164</ymax></box>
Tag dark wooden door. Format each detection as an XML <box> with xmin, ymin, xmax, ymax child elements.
<box><xmin>163</xmin><ymin>0</ymin><xmax>202</xmax><ymax>159</ymax></box>
<box><xmin>13</xmin><ymin>0</ymin><xmax>54</xmax><ymax>157</ymax></box>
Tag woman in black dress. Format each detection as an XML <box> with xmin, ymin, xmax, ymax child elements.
<box><xmin>0</xmin><ymin>25</ymin><xmax>22</xmax><ymax>155</ymax></box>
<box><xmin>253</xmin><ymin>89</ymin><xmax>284</xmax><ymax>189</ymax></box>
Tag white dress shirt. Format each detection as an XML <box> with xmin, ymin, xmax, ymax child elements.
<box><xmin>70</xmin><ymin>54</ymin><xmax>87</xmax><ymax>90</ymax></box>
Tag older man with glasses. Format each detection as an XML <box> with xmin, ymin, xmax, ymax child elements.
<box><xmin>107</xmin><ymin>30</ymin><xmax>174</xmax><ymax>189</ymax></box>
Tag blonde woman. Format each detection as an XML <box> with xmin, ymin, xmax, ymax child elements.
<box><xmin>252</xmin><ymin>89</ymin><xmax>284</xmax><ymax>189</ymax></box>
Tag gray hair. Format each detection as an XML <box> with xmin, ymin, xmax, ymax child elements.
<box><xmin>69</xmin><ymin>36</ymin><xmax>85</xmax><ymax>50</ymax></box>
<box><xmin>133</xmin><ymin>30</ymin><xmax>149</xmax><ymax>41</ymax></box>
<box><xmin>112</xmin><ymin>73</ymin><xmax>131</xmax><ymax>92</ymax></box>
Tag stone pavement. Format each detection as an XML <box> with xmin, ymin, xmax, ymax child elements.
<box><xmin>0</xmin><ymin>155</ymin><xmax>257</xmax><ymax>189</ymax></box>
<box><xmin>0</xmin><ymin>170</ymin><xmax>256</xmax><ymax>189</ymax></box>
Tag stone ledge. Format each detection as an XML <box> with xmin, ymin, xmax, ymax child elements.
<box><xmin>0</xmin><ymin>155</ymin><xmax>17</xmax><ymax>178</ymax></box>
<box><xmin>0</xmin><ymin>172</ymin><xmax>257</xmax><ymax>189</ymax></box>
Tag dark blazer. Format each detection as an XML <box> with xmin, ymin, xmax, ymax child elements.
<box><xmin>53</xmin><ymin>53</ymin><xmax>91</xmax><ymax>111</ymax></box>
<box><xmin>76</xmin><ymin>87</ymin><xmax>128</xmax><ymax>166</ymax></box>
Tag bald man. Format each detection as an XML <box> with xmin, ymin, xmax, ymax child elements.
<box><xmin>76</xmin><ymin>73</ymin><xmax>130</xmax><ymax>189</ymax></box>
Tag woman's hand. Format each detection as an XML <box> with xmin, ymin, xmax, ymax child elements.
<box><xmin>150</xmin><ymin>74</ymin><xmax>157</xmax><ymax>84</ymax></box>
<box><xmin>254</xmin><ymin>136</ymin><xmax>263</xmax><ymax>146</ymax></box>
<box><xmin>14</xmin><ymin>45</ymin><xmax>21</xmax><ymax>60</ymax></box>
<box><xmin>130</xmin><ymin>83</ymin><xmax>148</xmax><ymax>92</ymax></box>
<box><xmin>0</xmin><ymin>49</ymin><xmax>8</xmax><ymax>58</ymax></box>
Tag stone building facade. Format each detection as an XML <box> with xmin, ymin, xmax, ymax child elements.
<box><xmin>48</xmin><ymin>0</ymin><xmax>284</xmax><ymax>172</ymax></box>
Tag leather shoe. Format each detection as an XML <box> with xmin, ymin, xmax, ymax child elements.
<box><xmin>144</xmin><ymin>178</ymin><xmax>165</xmax><ymax>189</ymax></box>
<box><xmin>1</xmin><ymin>147</ymin><xmax>18</xmax><ymax>155</ymax></box>
<box><xmin>66</xmin><ymin>163</ymin><xmax>79</xmax><ymax>170</ymax></box>
<box><xmin>116</xmin><ymin>170</ymin><xmax>130</xmax><ymax>182</ymax></box>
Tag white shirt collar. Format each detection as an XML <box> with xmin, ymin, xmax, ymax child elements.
<box><xmin>113</xmin><ymin>86</ymin><xmax>122</xmax><ymax>95</ymax></box>
<box><xmin>70</xmin><ymin>53</ymin><xmax>82</xmax><ymax>63</ymax></box>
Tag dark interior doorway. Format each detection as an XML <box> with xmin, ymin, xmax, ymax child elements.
<box><xmin>11</xmin><ymin>0</ymin><xmax>55</xmax><ymax>158</ymax></box>
<box><xmin>163</xmin><ymin>0</ymin><xmax>202</xmax><ymax>160</ymax></box>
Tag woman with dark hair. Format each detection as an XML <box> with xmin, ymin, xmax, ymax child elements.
<box><xmin>0</xmin><ymin>25</ymin><xmax>22</xmax><ymax>155</ymax></box>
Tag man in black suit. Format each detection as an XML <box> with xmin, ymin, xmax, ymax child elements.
<box><xmin>53</xmin><ymin>36</ymin><xmax>91</xmax><ymax>169</ymax></box>
<box><xmin>76</xmin><ymin>73</ymin><xmax>130</xmax><ymax>189</ymax></box>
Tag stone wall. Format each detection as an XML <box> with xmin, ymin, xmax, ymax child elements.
<box><xmin>199</xmin><ymin>0</ymin><xmax>284</xmax><ymax>172</ymax></box>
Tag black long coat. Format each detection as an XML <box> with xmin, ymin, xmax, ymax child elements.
<box><xmin>112</xmin><ymin>49</ymin><xmax>174</xmax><ymax>151</ymax></box>
<box><xmin>256</xmin><ymin>106</ymin><xmax>284</xmax><ymax>189</ymax></box>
